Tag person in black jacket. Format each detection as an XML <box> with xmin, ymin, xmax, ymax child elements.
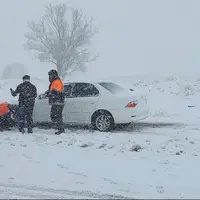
<box><xmin>45</xmin><ymin>69</ymin><xmax>65</xmax><ymax>135</ymax></box>
<box><xmin>10</xmin><ymin>75</ymin><xmax>37</xmax><ymax>134</ymax></box>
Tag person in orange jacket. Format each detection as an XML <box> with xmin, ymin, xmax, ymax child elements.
<box><xmin>45</xmin><ymin>69</ymin><xmax>65</xmax><ymax>135</ymax></box>
<box><xmin>0</xmin><ymin>102</ymin><xmax>17</xmax><ymax>131</ymax></box>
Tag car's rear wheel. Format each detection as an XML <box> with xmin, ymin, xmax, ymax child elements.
<box><xmin>92</xmin><ymin>111</ymin><xmax>114</xmax><ymax>132</ymax></box>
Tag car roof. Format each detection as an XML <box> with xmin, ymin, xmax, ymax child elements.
<box><xmin>64</xmin><ymin>80</ymin><xmax>96</xmax><ymax>84</ymax></box>
<box><xmin>64</xmin><ymin>79</ymin><xmax>115</xmax><ymax>85</ymax></box>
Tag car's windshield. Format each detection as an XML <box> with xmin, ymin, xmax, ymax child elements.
<box><xmin>98</xmin><ymin>82</ymin><xmax>124</xmax><ymax>94</ymax></box>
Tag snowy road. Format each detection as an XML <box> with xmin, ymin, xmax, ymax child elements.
<box><xmin>1</xmin><ymin>122</ymin><xmax>200</xmax><ymax>198</ymax></box>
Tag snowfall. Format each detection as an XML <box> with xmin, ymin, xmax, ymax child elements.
<box><xmin>0</xmin><ymin>74</ymin><xmax>200</xmax><ymax>199</ymax></box>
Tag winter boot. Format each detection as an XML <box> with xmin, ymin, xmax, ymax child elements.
<box><xmin>55</xmin><ymin>129</ymin><xmax>65</xmax><ymax>135</ymax></box>
<box><xmin>19</xmin><ymin>127</ymin><xmax>25</xmax><ymax>134</ymax></box>
<box><xmin>5</xmin><ymin>127</ymin><xmax>12</xmax><ymax>131</ymax></box>
<box><xmin>28</xmin><ymin>128</ymin><xmax>33</xmax><ymax>134</ymax></box>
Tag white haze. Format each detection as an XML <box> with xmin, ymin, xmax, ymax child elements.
<box><xmin>0</xmin><ymin>0</ymin><xmax>200</xmax><ymax>79</ymax></box>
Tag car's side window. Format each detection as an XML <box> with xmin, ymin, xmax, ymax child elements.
<box><xmin>72</xmin><ymin>83</ymin><xmax>99</xmax><ymax>98</ymax></box>
<box><xmin>64</xmin><ymin>84</ymin><xmax>74</xmax><ymax>98</ymax></box>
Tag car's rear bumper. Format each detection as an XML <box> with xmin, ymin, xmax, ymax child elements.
<box><xmin>110</xmin><ymin>105</ymin><xmax>149</xmax><ymax>124</ymax></box>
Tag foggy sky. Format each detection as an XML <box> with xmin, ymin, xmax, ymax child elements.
<box><xmin>0</xmin><ymin>0</ymin><xmax>199</xmax><ymax>79</ymax></box>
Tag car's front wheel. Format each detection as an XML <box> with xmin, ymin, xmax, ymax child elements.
<box><xmin>92</xmin><ymin>111</ymin><xmax>114</xmax><ymax>132</ymax></box>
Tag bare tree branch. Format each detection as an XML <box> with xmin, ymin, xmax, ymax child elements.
<box><xmin>24</xmin><ymin>3</ymin><xmax>98</xmax><ymax>78</ymax></box>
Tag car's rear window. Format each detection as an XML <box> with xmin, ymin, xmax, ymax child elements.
<box><xmin>98</xmin><ymin>82</ymin><xmax>124</xmax><ymax>94</ymax></box>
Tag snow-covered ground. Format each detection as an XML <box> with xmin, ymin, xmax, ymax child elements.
<box><xmin>1</xmin><ymin>75</ymin><xmax>200</xmax><ymax>198</ymax></box>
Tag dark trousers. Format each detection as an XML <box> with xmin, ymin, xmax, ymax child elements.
<box><xmin>18</xmin><ymin>106</ymin><xmax>34</xmax><ymax>129</ymax></box>
<box><xmin>50</xmin><ymin>105</ymin><xmax>64</xmax><ymax>131</ymax></box>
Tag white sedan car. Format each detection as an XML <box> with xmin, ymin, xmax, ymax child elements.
<box><xmin>33</xmin><ymin>81</ymin><xmax>149</xmax><ymax>132</ymax></box>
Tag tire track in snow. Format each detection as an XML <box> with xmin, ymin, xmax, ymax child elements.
<box><xmin>0</xmin><ymin>183</ymin><xmax>128</xmax><ymax>199</ymax></box>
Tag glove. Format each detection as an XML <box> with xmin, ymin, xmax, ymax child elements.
<box><xmin>44</xmin><ymin>90</ymin><xmax>50</xmax><ymax>97</ymax></box>
<box><xmin>10</xmin><ymin>88</ymin><xmax>15</xmax><ymax>96</ymax></box>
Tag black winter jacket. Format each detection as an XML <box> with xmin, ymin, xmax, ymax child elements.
<box><xmin>11</xmin><ymin>81</ymin><xmax>37</xmax><ymax>108</ymax></box>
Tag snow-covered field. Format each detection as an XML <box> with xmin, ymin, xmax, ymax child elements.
<box><xmin>1</xmin><ymin>75</ymin><xmax>200</xmax><ymax>198</ymax></box>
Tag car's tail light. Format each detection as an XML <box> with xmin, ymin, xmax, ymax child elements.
<box><xmin>125</xmin><ymin>101</ymin><xmax>137</xmax><ymax>108</ymax></box>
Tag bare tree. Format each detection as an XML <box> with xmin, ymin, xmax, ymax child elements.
<box><xmin>24</xmin><ymin>4</ymin><xmax>98</xmax><ymax>79</ymax></box>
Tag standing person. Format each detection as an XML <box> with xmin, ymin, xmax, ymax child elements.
<box><xmin>46</xmin><ymin>69</ymin><xmax>65</xmax><ymax>135</ymax></box>
<box><xmin>10</xmin><ymin>75</ymin><xmax>37</xmax><ymax>134</ymax></box>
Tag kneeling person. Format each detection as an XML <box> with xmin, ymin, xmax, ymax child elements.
<box><xmin>0</xmin><ymin>102</ymin><xmax>17</xmax><ymax>131</ymax></box>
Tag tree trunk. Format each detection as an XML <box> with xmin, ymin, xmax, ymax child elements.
<box><xmin>57</xmin><ymin>65</ymin><xmax>66</xmax><ymax>80</ymax></box>
<box><xmin>56</xmin><ymin>63</ymin><xmax>63</xmax><ymax>77</ymax></box>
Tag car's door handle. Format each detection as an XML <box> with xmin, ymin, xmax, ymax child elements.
<box><xmin>90</xmin><ymin>102</ymin><xmax>95</xmax><ymax>104</ymax></box>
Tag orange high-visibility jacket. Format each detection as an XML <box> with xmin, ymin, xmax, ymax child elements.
<box><xmin>50</xmin><ymin>79</ymin><xmax>64</xmax><ymax>92</ymax></box>
<box><xmin>49</xmin><ymin>79</ymin><xmax>65</xmax><ymax>105</ymax></box>
<box><xmin>0</xmin><ymin>102</ymin><xmax>9</xmax><ymax>116</ymax></box>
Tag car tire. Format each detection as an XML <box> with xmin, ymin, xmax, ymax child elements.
<box><xmin>92</xmin><ymin>111</ymin><xmax>114</xmax><ymax>132</ymax></box>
